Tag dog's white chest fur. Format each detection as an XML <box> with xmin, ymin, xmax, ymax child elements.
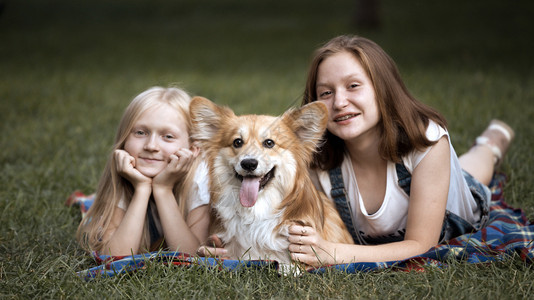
<box><xmin>213</xmin><ymin>169</ymin><xmax>293</xmax><ymax>263</ymax></box>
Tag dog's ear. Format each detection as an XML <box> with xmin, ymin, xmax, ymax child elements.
<box><xmin>282</xmin><ymin>101</ymin><xmax>328</xmax><ymax>153</ymax></box>
<box><xmin>189</xmin><ymin>96</ymin><xmax>234</xmax><ymax>142</ymax></box>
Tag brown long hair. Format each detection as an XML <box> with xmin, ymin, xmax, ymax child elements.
<box><xmin>77</xmin><ymin>86</ymin><xmax>200</xmax><ymax>253</ymax></box>
<box><xmin>302</xmin><ymin>35</ymin><xmax>447</xmax><ymax>169</ymax></box>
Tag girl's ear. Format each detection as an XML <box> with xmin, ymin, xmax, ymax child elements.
<box><xmin>189</xmin><ymin>96</ymin><xmax>235</xmax><ymax>142</ymax></box>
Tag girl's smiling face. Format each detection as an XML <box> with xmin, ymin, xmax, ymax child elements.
<box><xmin>123</xmin><ymin>103</ymin><xmax>190</xmax><ymax>178</ymax></box>
<box><xmin>316</xmin><ymin>51</ymin><xmax>381</xmax><ymax>144</ymax></box>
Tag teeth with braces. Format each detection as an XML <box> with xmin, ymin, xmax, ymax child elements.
<box><xmin>335</xmin><ymin>114</ymin><xmax>356</xmax><ymax>121</ymax></box>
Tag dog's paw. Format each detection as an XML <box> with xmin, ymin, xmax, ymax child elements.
<box><xmin>278</xmin><ymin>262</ymin><xmax>305</xmax><ymax>277</ymax></box>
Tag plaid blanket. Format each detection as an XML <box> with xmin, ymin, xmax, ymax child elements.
<box><xmin>68</xmin><ymin>173</ymin><xmax>533</xmax><ymax>280</ymax></box>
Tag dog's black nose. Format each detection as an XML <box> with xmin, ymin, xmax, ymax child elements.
<box><xmin>241</xmin><ymin>158</ymin><xmax>258</xmax><ymax>172</ymax></box>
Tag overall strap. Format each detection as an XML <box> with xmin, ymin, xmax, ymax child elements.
<box><xmin>147</xmin><ymin>201</ymin><xmax>161</xmax><ymax>245</ymax></box>
<box><xmin>328</xmin><ymin>166</ymin><xmax>362</xmax><ymax>244</ymax></box>
<box><xmin>395</xmin><ymin>163</ymin><xmax>412</xmax><ymax>195</ymax></box>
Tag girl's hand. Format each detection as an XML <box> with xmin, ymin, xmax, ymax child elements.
<box><xmin>288</xmin><ymin>224</ymin><xmax>336</xmax><ymax>267</ymax></box>
<box><xmin>152</xmin><ymin>147</ymin><xmax>199</xmax><ymax>190</ymax></box>
<box><xmin>196</xmin><ymin>234</ymin><xmax>229</xmax><ymax>258</ymax></box>
<box><xmin>114</xmin><ymin>149</ymin><xmax>152</xmax><ymax>189</ymax></box>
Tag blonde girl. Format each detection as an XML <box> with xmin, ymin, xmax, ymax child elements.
<box><xmin>77</xmin><ymin>86</ymin><xmax>210</xmax><ymax>256</ymax></box>
<box><xmin>288</xmin><ymin>35</ymin><xmax>514</xmax><ymax>265</ymax></box>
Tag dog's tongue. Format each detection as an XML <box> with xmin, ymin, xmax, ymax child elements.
<box><xmin>239</xmin><ymin>177</ymin><xmax>260</xmax><ymax>207</ymax></box>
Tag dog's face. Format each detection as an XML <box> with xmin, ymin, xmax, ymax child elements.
<box><xmin>220</xmin><ymin>113</ymin><xmax>296</xmax><ymax>207</ymax></box>
<box><xmin>190</xmin><ymin>97</ymin><xmax>327</xmax><ymax>210</ymax></box>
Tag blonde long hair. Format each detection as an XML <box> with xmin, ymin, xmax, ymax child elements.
<box><xmin>77</xmin><ymin>86</ymin><xmax>200</xmax><ymax>253</ymax></box>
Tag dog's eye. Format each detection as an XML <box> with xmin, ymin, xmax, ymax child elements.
<box><xmin>262</xmin><ymin>139</ymin><xmax>275</xmax><ymax>148</ymax></box>
<box><xmin>233</xmin><ymin>138</ymin><xmax>244</xmax><ymax>148</ymax></box>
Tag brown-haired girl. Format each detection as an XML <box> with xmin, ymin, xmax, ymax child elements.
<box><xmin>288</xmin><ymin>35</ymin><xmax>514</xmax><ymax>265</ymax></box>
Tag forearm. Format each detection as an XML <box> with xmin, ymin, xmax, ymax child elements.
<box><xmin>330</xmin><ymin>239</ymin><xmax>433</xmax><ymax>264</ymax></box>
<box><xmin>152</xmin><ymin>187</ymin><xmax>202</xmax><ymax>254</ymax></box>
<box><xmin>101</xmin><ymin>186</ymin><xmax>151</xmax><ymax>256</ymax></box>
<box><xmin>290</xmin><ymin>223</ymin><xmax>436</xmax><ymax>266</ymax></box>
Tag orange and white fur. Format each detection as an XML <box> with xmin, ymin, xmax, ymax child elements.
<box><xmin>190</xmin><ymin>97</ymin><xmax>353</xmax><ymax>269</ymax></box>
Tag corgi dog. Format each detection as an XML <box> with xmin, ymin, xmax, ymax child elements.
<box><xmin>190</xmin><ymin>97</ymin><xmax>353</xmax><ymax>269</ymax></box>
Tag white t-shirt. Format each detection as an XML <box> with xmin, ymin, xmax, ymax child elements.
<box><xmin>312</xmin><ymin>121</ymin><xmax>486</xmax><ymax>244</ymax></box>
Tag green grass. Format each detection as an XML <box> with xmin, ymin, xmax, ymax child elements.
<box><xmin>1</xmin><ymin>0</ymin><xmax>534</xmax><ymax>298</ymax></box>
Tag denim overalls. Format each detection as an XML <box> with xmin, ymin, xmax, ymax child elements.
<box><xmin>328</xmin><ymin>163</ymin><xmax>490</xmax><ymax>245</ymax></box>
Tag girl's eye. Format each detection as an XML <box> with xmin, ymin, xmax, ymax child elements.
<box><xmin>164</xmin><ymin>134</ymin><xmax>175</xmax><ymax>139</ymax></box>
<box><xmin>134</xmin><ymin>130</ymin><xmax>146</xmax><ymax>136</ymax></box>
<box><xmin>233</xmin><ymin>138</ymin><xmax>244</xmax><ymax>148</ymax></box>
<box><xmin>318</xmin><ymin>90</ymin><xmax>332</xmax><ymax>98</ymax></box>
<box><xmin>349</xmin><ymin>83</ymin><xmax>359</xmax><ymax>89</ymax></box>
<box><xmin>262</xmin><ymin>139</ymin><xmax>275</xmax><ymax>148</ymax></box>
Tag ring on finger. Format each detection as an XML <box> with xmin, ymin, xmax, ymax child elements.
<box><xmin>301</xmin><ymin>228</ymin><xmax>306</xmax><ymax>234</ymax></box>
<box><xmin>299</xmin><ymin>245</ymin><xmax>302</xmax><ymax>252</ymax></box>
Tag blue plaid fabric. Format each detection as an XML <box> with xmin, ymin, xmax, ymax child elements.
<box><xmin>70</xmin><ymin>173</ymin><xmax>533</xmax><ymax>280</ymax></box>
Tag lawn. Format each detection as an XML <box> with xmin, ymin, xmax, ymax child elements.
<box><xmin>1</xmin><ymin>0</ymin><xmax>534</xmax><ymax>298</ymax></box>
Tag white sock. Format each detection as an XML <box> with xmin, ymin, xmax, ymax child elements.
<box><xmin>487</xmin><ymin>124</ymin><xmax>512</xmax><ymax>141</ymax></box>
<box><xmin>475</xmin><ymin>136</ymin><xmax>501</xmax><ymax>164</ymax></box>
